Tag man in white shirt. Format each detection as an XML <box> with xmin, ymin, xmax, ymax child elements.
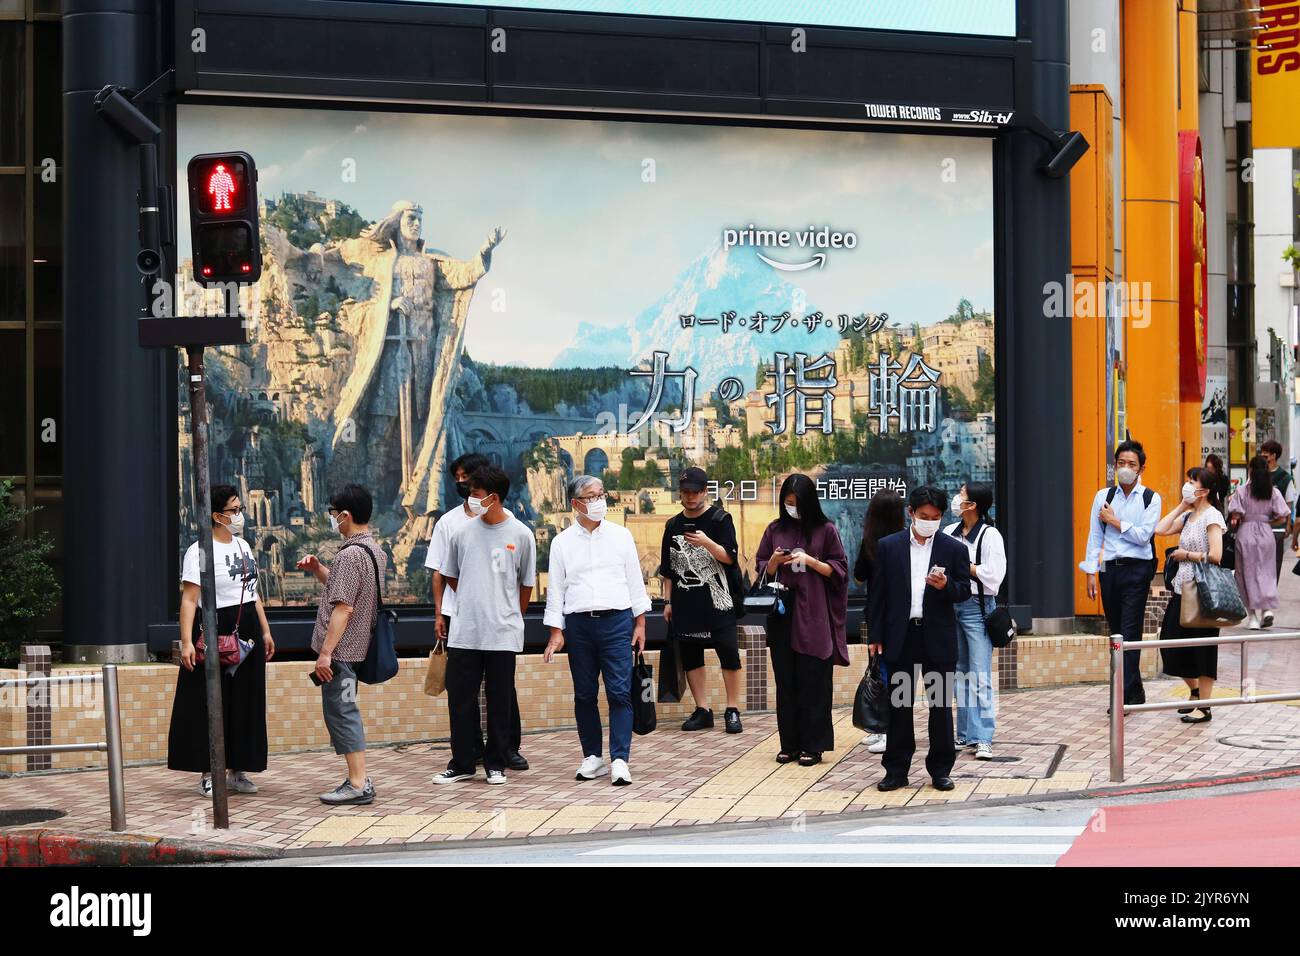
<box><xmin>425</xmin><ymin>452</ymin><xmax>528</xmax><ymax>770</ymax></box>
<box><xmin>543</xmin><ymin>474</ymin><xmax>651</xmax><ymax>786</ymax></box>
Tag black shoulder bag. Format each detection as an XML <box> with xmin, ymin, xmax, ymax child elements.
<box><xmin>971</xmin><ymin>526</ymin><xmax>1015</xmax><ymax>649</ymax></box>
<box><xmin>340</xmin><ymin>542</ymin><xmax>399</xmax><ymax>685</ymax></box>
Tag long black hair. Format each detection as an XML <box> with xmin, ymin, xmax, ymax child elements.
<box><xmin>1247</xmin><ymin>455</ymin><xmax>1273</xmax><ymax>502</ymax></box>
<box><xmin>861</xmin><ymin>489</ymin><xmax>905</xmax><ymax>563</ymax></box>
<box><xmin>777</xmin><ymin>473</ymin><xmax>829</xmax><ymax>540</ymax></box>
<box><xmin>1186</xmin><ymin>466</ymin><xmax>1224</xmax><ymax>513</ymax></box>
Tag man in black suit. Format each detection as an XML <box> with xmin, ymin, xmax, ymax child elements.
<box><xmin>867</xmin><ymin>486</ymin><xmax>972</xmax><ymax>792</ymax></box>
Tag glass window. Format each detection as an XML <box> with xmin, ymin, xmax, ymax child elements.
<box><xmin>34</xmin><ymin>22</ymin><xmax>61</xmax><ymax>166</ymax></box>
<box><xmin>0</xmin><ymin>24</ymin><xmax>22</xmax><ymax>166</ymax></box>
<box><xmin>35</xmin><ymin>329</ymin><xmax>59</xmax><ymax>477</ymax></box>
<box><xmin>0</xmin><ymin>329</ymin><xmax>24</xmax><ymax>477</ymax></box>
<box><xmin>34</xmin><ymin>172</ymin><xmax>59</xmax><ymax>321</ymax></box>
<box><xmin>0</xmin><ymin>174</ymin><xmax>21</xmax><ymax>322</ymax></box>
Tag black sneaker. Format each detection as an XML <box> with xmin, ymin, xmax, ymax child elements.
<box><xmin>724</xmin><ymin>708</ymin><xmax>743</xmax><ymax>734</ymax></box>
<box><xmin>507</xmin><ymin>751</ymin><xmax>529</xmax><ymax>771</ymax></box>
<box><xmin>681</xmin><ymin>707</ymin><xmax>714</xmax><ymax>731</ymax></box>
<box><xmin>432</xmin><ymin>768</ymin><xmax>475</xmax><ymax>785</ymax></box>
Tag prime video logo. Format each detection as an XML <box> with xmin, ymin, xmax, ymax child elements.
<box><xmin>49</xmin><ymin>886</ymin><xmax>152</xmax><ymax>937</ymax></box>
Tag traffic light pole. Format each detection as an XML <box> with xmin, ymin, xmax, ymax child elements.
<box><xmin>186</xmin><ymin>344</ymin><xmax>230</xmax><ymax>830</ymax></box>
<box><xmin>96</xmin><ymin>83</ymin><xmax>235</xmax><ymax>829</ymax></box>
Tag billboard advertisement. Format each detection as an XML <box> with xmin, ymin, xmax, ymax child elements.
<box><xmin>175</xmin><ymin>106</ymin><xmax>995</xmax><ymax>605</ymax></box>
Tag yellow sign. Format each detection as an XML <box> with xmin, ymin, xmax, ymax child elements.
<box><xmin>1251</xmin><ymin>0</ymin><xmax>1300</xmax><ymax>148</ymax></box>
<box><xmin>1229</xmin><ymin>406</ymin><xmax>1257</xmax><ymax>465</ymax></box>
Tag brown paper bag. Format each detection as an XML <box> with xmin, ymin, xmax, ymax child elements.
<box><xmin>422</xmin><ymin>640</ymin><xmax>447</xmax><ymax>696</ymax></box>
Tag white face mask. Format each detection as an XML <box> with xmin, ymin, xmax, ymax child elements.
<box><xmin>222</xmin><ymin>512</ymin><xmax>245</xmax><ymax>535</ymax></box>
<box><xmin>785</xmin><ymin>504</ymin><xmax>800</xmax><ymax>520</ymax></box>
<box><xmin>913</xmin><ymin>516</ymin><xmax>941</xmax><ymax>539</ymax></box>
<box><xmin>329</xmin><ymin>512</ymin><xmax>345</xmax><ymax>534</ymax></box>
<box><xmin>467</xmin><ymin>495</ymin><xmax>491</xmax><ymax>517</ymax></box>
<box><xmin>950</xmin><ymin>496</ymin><xmax>967</xmax><ymax>516</ymax></box>
<box><xmin>1117</xmin><ymin>466</ymin><xmax>1138</xmax><ymax>486</ymax></box>
<box><xmin>581</xmin><ymin>497</ymin><xmax>607</xmax><ymax>521</ymax></box>
<box><xmin>1182</xmin><ymin>482</ymin><xmax>1200</xmax><ymax>505</ymax></box>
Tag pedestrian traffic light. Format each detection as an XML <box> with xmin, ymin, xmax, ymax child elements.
<box><xmin>186</xmin><ymin>151</ymin><xmax>261</xmax><ymax>286</ymax></box>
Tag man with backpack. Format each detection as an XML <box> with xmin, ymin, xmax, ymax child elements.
<box><xmin>658</xmin><ymin>467</ymin><xmax>745</xmax><ymax>734</ymax></box>
<box><xmin>1080</xmin><ymin>440</ymin><xmax>1162</xmax><ymax>706</ymax></box>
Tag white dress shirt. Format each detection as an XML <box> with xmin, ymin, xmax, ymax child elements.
<box><xmin>942</xmin><ymin>520</ymin><xmax>1007</xmax><ymax>598</ymax></box>
<box><xmin>908</xmin><ymin>532</ymin><xmax>936</xmax><ymax>619</ymax></box>
<box><xmin>543</xmin><ymin>519</ymin><xmax>653</xmax><ymax>630</ymax></box>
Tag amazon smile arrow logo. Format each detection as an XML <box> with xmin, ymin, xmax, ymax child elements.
<box><xmin>756</xmin><ymin>252</ymin><xmax>826</xmax><ymax>272</ymax></box>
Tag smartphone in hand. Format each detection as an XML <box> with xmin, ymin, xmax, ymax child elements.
<box><xmin>309</xmin><ymin>669</ymin><xmax>324</xmax><ymax>687</ymax></box>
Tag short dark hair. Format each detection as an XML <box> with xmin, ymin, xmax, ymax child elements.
<box><xmin>469</xmin><ymin>465</ymin><xmax>510</xmax><ymax>501</ymax></box>
<box><xmin>963</xmin><ymin>481</ymin><xmax>994</xmax><ymax>519</ymax></box>
<box><xmin>1114</xmin><ymin>439</ymin><xmax>1146</xmax><ymax>467</ymax></box>
<box><xmin>1261</xmin><ymin>439</ymin><xmax>1283</xmax><ymax>460</ymax></box>
<box><xmin>450</xmin><ymin>452</ymin><xmax>490</xmax><ymax>478</ymax></box>
<box><xmin>329</xmin><ymin>483</ymin><xmax>373</xmax><ymax>524</ymax></box>
<box><xmin>210</xmin><ymin>484</ymin><xmax>238</xmax><ymax>525</ymax></box>
<box><xmin>908</xmin><ymin>485</ymin><xmax>948</xmax><ymax>513</ymax></box>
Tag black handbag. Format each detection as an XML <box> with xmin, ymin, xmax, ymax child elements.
<box><xmin>656</xmin><ymin>636</ymin><xmax>684</xmax><ymax>703</ymax></box>
<box><xmin>632</xmin><ymin>652</ymin><xmax>657</xmax><ymax>735</ymax></box>
<box><xmin>743</xmin><ymin>568</ymin><xmax>779</xmax><ymax>613</ymax></box>
<box><xmin>851</xmin><ymin>654</ymin><xmax>891</xmax><ymax>733</ymax></box>
<box><xmin>965</xmin><ymin>525</ymin><xmax>1016</xmax><ymax>649</ymax></box>
<box><xmin>341</xmin><ymin>543</ymin><xmax>400</xmax><ymax>685</ymax></box>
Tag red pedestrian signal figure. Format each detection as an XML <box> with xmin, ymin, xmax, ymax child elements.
<box><xmin>207</xmin><ymin>163</ymin><xmax>236</xmax><ymax>212</ymax></box>
<box><xmin>186</xmin><ymin>151</ymin><xmax>261</xmax><ymax>286</ymax></box>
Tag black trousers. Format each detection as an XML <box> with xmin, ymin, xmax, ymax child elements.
<box><xmin>766</xmin><ymin>610</ymin><xmax>835</xmax><ymax>756</ymax></box>
<box><xmin>443</xmin><ymin>615</ymin><xmax>522</xmax><ymax>754</ymax></box>
<box><xmin>882</xmin><ymin>622</ymin><xmax>956</xmax><ymax>781</ymax></box>
<box><xmin>1098</xmin><ymin>559</ymin><xmax>1152</xmax><ymax>698</ymax></box>
<box><xmin>446</xmin><ymin>647</ymin><xmax>517</xmax><ymax>773</ymax></box>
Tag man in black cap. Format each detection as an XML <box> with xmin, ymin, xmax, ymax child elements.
<box><xmin>658</xmin><ymin>466</ymin><xmax>745</xmax><ymax>733</ymax></box>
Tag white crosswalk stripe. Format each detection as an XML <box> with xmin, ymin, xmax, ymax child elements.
<box><xmin>840</xmin><ymin>825</ymin><xmax>1085</xmax><ymax>837</ymax></box>
<box><xmin>582</xmin><ymin>842</ymin><xmax>1075</xmax><ymax>856</ymax></box>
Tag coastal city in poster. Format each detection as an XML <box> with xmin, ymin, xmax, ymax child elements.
<box><xmin>174</xmin><ymin>106</ymin><xmax>995</xmax><ymax>605</ymax></box>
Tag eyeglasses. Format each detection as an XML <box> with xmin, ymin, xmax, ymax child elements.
<box><xmin>576</xmin><ymin>493</ymin><xmax>605</xmax><ymax>502</ymax></box>
<box><xmin>221</xmin><ymin>507</ymin><xmax>244</xmax><ymax>515</ymax></box>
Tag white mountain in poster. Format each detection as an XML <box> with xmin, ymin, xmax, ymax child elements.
<box><xmin>551</xmin><ymin>240</ymin><xmax>841</xmax><ymax>389</ymax></box>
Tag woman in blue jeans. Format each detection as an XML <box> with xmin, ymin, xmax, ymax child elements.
<box><xmin>942</xmin><ymin>482</ymin><xmax>1006</xmax><ymax>760</ymax></box>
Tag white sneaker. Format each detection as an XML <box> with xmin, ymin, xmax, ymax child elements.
<box><xmin>610</xmin><ymin>759</ymin><xmax>632</xmax><ymax>786</ymax></box>
<box><xmin>227</xmin><ymin>771</ymin><xmax>258</xmax><ymax>794</ymax></box>
<box><xmin>198</xmin><ymin>774</ymin><xmax>212</xmax><ymax>797</ymax></box>
<box><xmin>485</xmin><ymin>769</ymin><xmax>507</xmax><ymax>786</ymax></box>
<box><xmin>864</xmin><ymin>733</ymin><xmax>887</xmax><ymax>754</ymax></box>
<box><xmin>975</xmin><ymin>742</ymin><xmax>994</xmax><ymax>760</ymax></box>
<box><xmin>1249</xmin><ymin>611</ymin><xmax>1262</xmax><ymax>630</ymax></box>
<box><xmin>575</xmin><ymin>755</ymin><xmax>608</xmax><ymax>780</ymax></box>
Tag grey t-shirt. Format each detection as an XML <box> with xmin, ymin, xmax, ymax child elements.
<box><xmin>442</xmin><ymin>513</ymin><xmax>537</xmax><ymax>652</ymax></box>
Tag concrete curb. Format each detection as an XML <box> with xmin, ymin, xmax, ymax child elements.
<box><xmin>0</xmin><ymin>829</ymin><xmax>284</xmax><ymax>867</ymax></box>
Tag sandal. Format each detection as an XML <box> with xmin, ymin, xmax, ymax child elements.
<box><xmin>1180</xmin><ymin>708</ymin><xmax>1212</xmax><ymax>724</ymax></box>
<box><xmin>776</xmin><ymin>751</ymin><xmax>797</xmax><ymax>764</ymax></box>
<box><xmin>797</xmin><ymin>752</ymin><xmax>822</xmax><ymax>766</ymax></box>
<box><xmin>1178</xmin><ymin>688</ymin><xmax>1201</xmax><ymax>715</ymax></box>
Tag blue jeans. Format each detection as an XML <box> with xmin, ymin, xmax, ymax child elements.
<box><xmin>953</xmin><ymin>597</ymin><xmax>996</xmax><ymax>745</ymax></box>
<box><xmin>565</xmin><ymin>610</ymin><xmax>634</xmax><ymax>761</ymax></box>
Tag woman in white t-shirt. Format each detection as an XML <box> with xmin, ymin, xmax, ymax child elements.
<box><xmin>167</xmin><ymin>484</ymin><xmax>275</xmax><ymax>796</ymax></box>
<box><xmin>942</xmin><ymin>482</ymin><xmax>1007</xmax><ymax>760</ymax></box>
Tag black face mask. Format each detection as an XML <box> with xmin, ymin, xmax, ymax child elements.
<box><xmin>455</xmin><ymin>481</ymin><xmax>471</xmax><ymax>499</ymax></box>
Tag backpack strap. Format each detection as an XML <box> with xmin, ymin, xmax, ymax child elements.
<box><xmin>339</xmin><ymin>542</ymin><xmax>384</xmax><ymax>626</ymax></box>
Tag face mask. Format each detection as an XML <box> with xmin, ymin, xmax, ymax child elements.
<box><xmin>785</xmin><ymin>504</ymin><xmax>800</xmax><ymax>520</ymax></box>
<box><xmin>455</xmin><ymin>481</ymin><xmax>471</xmax><ymax>500</ymax></box>
<box><xmin>950</xmin><ymin>496</ymin><xmax>966</xmax><ymax>516</ymax></box>
<box><xmin>1116</xmin><ymin>466</ymin><xmax>1138</xmax><ymax>486</ymax></box>
<box><xmin>329</xmin><ymin>512</ymin><xmax>345</xmax><ymax>534</ymax></box>
<box><xmin>913</xmin><ymin>516</ymin><xmax>941</xmax><ymax>539</ymax></box>
<box><xmin>1182</xmin><ymin>483</ymin><xmax>1200</xmax><ymax>505</ymax></box>
<box><xmin>224</xmin><ymin>512</ymin><xmax>245</xmax><ymax>535</ymax></box>
<box><xmin>582</xmin><ymin>497</ymin><xmax>607</xmax><ymax>521</ymax></box>
<box><xmin>467</xmin><ymin>495</ymin><xmax>491</xmax><ymax>517</ymax></box>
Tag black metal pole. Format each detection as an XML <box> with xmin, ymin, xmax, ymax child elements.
<box><xmin>186</xmin><ymin>344</ymin><xmax>229</xmax><ymax>829</ymax></box>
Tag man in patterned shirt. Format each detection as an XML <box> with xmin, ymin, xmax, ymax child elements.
<box><xmin>297</xmin><ymin>484</ymin><xmax>387</xmax><ymax>806</ymax></box>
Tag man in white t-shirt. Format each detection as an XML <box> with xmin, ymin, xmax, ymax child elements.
<box><xmin>425</xmin><ymin>452</ymin><xmax>528</xmax><ymax>770</ymax></box>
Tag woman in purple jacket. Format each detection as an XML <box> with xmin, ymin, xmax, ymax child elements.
<box><xmin>755</xmin><ymin>473</ymin><xmax>849</xmax><ymax>766</ymax></box>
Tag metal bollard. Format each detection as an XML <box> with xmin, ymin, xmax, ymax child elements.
<box><xmin>1109</xmin><ymin>634</ymin><xmax>1124</xmax><ymax>783</ymax></box>
<box><xmin>102</xmin><ymin>664</ymin><xmax>127</xmax><ymax>832</ymax></box>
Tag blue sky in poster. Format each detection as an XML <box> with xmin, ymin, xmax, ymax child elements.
<box><xmin>177</xmin><ymin>106</ymin><xmax>993</xmax><ymax>369</ymax></box>
<box><xmin>406</xmin><ymin>0</ymin><xmax>1016</xmax><ymax>35</ymax></box>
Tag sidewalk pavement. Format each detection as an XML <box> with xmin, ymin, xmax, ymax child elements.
<box><xmin>3</xmin><ymin>630</ymin><xmax>1298</xmax><ymax>859</ymax></box>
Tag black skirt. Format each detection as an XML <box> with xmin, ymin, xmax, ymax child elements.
<box><xmin>167</xmin><ymin>602</ymin><xmax>269</xmax><ymax>773</ymax></box>
<box><xmin>1159</xmin><ymin>594</ymin><xmax>1219</xmax><ymax>680</ymax></box>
